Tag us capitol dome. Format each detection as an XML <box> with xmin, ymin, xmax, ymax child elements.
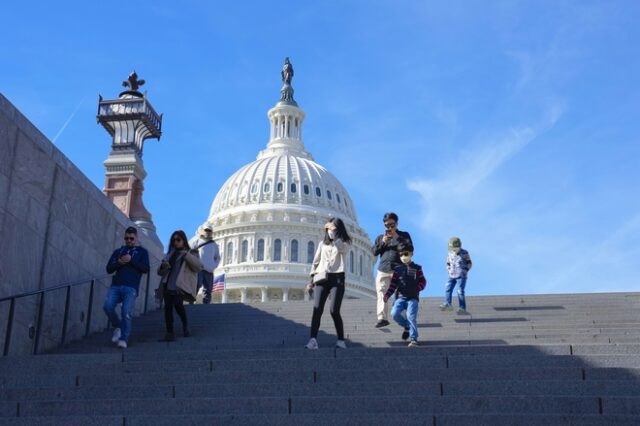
<box><xmin>201</xmin><ymin>58</ymin><xmax>375</xmax><ymax>303</ymax></box>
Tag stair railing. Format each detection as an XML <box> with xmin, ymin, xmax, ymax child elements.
<box><xmin>1</xmin><ymin>263</ymin><xmax>158</xmax><ymax>356</ymax></box>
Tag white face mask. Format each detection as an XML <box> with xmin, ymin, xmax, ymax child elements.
<box><xmin>400</xmin><ymin>255</ymin><xmax>413</xmax><ymax>264</ymax></box>
<box><xmin>327</xmin><ymin>230</ymin><xmax>337</xmax><ymax>240</ymax></box>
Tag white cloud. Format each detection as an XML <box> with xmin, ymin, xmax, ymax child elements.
<box><xmin>407</xmin><ymin>105</ymin><xmax>568</xmax><ymax>294</ymax></box>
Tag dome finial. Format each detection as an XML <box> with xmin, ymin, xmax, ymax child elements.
<box><xmin>278</xmin><ymin>57</ymin><xmax>298</xmax><ymax>106</ymax></box>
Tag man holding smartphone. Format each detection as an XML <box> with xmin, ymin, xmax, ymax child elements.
<box><xmin>372</xmin><ymin>212</ymin><xmax>412</xmax><ymax>328</ymax></box>
<box><xmin>104</xmin><ymin>226</ymin><xmax>150</xmax><ymax>348</ymax></box>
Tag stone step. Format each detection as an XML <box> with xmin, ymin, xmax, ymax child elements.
<box><xmin>4</xmin><ymin>380</ymin><xmax>640</xmax><ymax>402</ymax></box>
<box><xmin>1</xmin><ymin>414</ymin><xmax>637</xmax><ymax>426</ymax></box>
<box><xmin>3</xmin><ymin>395</ymin><xmax>639</xmax><ymax>417</ymax></box>
<box><xmin>3</xmin><ymin>354</ymin><xmax>640</xmax><ymax>379</ymax></box>
<box><xmin>11</xmin><ymin>367</ymin><xmax>638</xmax><ymax>389</ymax></box>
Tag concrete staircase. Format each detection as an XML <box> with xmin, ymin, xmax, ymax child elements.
<box><xmin>1</xmin><ymin>292</ymin><xmax>639</xmax><ymax>425</ymax></box>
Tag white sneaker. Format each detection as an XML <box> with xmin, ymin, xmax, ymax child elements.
<box><xmin>305</xmin><ymin>338</ymin><xmax>319</xmax><ymax>350</ymax></box>
<box><xmin>456</xmin><ymin>308</ymin><xmax>468</xmax><ymax>315</ymax></box>
<box><xmin>116</xmin><ymin>340</ymin><xmax>127</xmax><ymax>349</ymax></box>
<box><xmin>111</xmin><ymin>328</ymin><xmax>121</xmax><ymax>343</ymax></box>
<box><xmin>335</xmin><ymin>340</ymin><xmax>347</xmax><ymax>349</ymax></box>
<box><xmin>439</xmin><ymin>303</ymin><xmax>453</xmax><ymax>312</ymax></box>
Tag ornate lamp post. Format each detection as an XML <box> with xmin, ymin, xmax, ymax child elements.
<box><xmin>97</xmin><ymin>71</ymin><xmax>162</xmax><ymax>243</ymax></box>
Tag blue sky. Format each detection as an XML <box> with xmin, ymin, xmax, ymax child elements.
<box><xmin>1</xmin><ymin>1</ymin><xmax>639</xmax><ymax>296</ymax></box>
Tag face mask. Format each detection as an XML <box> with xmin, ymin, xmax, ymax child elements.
<box><xmin>400</xmin><ymin>255</ymin><xmax>412</xmax><ymax>264</ymax></box>
<box><xmin>327</xmin><ymin>230</ymin><xmax>337</xmax><ymax>240</ymax></box>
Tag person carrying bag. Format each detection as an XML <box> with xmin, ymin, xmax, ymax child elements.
<box><xmin>157</xmin><ymin>230</ymin><xmax>203</xmax><ymax>342</ymax></box>
<box><xmin>305</xmin><ymin>217</ymin><xmax>352</xmax><ymax>350</ymax></box>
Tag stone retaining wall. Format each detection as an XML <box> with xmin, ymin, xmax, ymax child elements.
<box><xmin>0</xmin><ymin>93</ymin><xmax>164</xmax><ymax>355</ymax></box>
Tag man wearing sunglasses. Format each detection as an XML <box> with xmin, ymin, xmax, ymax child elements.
<box><xmin>104</xmin><ymin>226</ymin><xmax>150</xmax><ymax>348</ymax></box>
<box><xmin>372</xmin><ymin>212</ymin><xmax>413</xmax><ymax>328</ymax></box>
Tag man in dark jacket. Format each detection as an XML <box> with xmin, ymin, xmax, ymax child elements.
<box><xmin>372</xmin><ymin>212</ymin><xmax>412</xmax><ymax>328</ymax></box>
<box><xmin>383</xmin><ymin>240</ymin><xmax>426</xmax><ymax>347</ymax></box>
<box><xmin>103</xmin><ymin>226</ymin><xmax>150</xmax><ymax>348</ymax></box>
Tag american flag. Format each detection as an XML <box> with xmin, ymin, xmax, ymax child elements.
<box><xmin>212</xmin><ymin>274</ymin><xmax>225</xmax><ymax>292</ymax></box>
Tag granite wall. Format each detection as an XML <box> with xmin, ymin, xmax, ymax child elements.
<box><xmin>0</xmin><ymin>93</ymin><xmax>164</xmax><ymax>355</ymax></box>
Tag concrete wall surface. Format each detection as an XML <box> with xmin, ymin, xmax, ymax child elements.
<box><xmin>0</xmin><ymin>93</ymin><xmax>164</xmax><ymax>355</ymax></box>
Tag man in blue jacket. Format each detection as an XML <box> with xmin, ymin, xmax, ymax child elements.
<box><xmin>104</xmin><ymin>226</ymin><xmax>150</xmax><ymax>348</ymax></box>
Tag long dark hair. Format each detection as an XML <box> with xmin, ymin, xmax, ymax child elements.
<box><xmin>167</xmin><ymin>230</ymin><xmax>191</xmax><ymax>253</ymax></box>
<box><xmin>323</xmin><ymin>217</ymin><xmax>352</xmax><ymax>245</ymax></box>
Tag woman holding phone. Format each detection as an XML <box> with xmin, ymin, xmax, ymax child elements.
<box><xmin>305</xmin><ymin>217</ymin><xmax>352</xmax><ymax>349</ymax></box>
<box><xmin>157</xmin><ymin>230</ymin><xmax>203</xmax><ymax>342</ymax></box>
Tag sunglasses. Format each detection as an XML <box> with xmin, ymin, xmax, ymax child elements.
<box><xmin>124</xmin><ymin>237</ymin><xmax>135</xmax><ymax>241</ymax></box>
<box><xmin>384</xmin><ymin>222</ymin><xmax>397</xmax><ymax>228</ymax></box>
<box><xmin>399</xmin><ymin>251</ymin><xmax>412</xmax><ymax>256</ymax></box>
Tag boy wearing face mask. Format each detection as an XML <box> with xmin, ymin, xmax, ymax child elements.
<box><xmin>383</xmin><ymin>241</ymin><xmax>426</xmax><ymax>347</ymax></box>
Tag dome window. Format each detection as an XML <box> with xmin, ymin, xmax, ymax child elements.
<box><xmin>264</xmin><ymin>182</ymin><xmax>271</xmax><ymax>193</ymax></box>
<box><xmin>291</xmin><ymin>239</ymin><xmax>299</xmax><ymax>262</ymax></box>
<box><xmin>290</xmin><ymin>183</ymin><xmax>297</xmax><ymax>193</ymax></box>
<box><xmin>303</xmin><ymin>184</ymin><xmax>310</xmax><ymax>195</ymax></box>
<box><xmin>241</xmin><ymin>240</ymin><xmax>249</xmax><ymax>263</ymax></box>
<box><xmin>315</xmin><ymin>187</ymin><xmax>322</xmax><ymax>197</ymax></box>
<box><xmin>277</xmin><ymin>182</ymin><xmax>284</xmax><ymax>193</ymax></box>
<box><xmin>225</xmin><ymin>242</ymin><xmax>234</xmax><ymax>265</ymax></box>
<box><xmin>251</xmin><ymin>183</ymin><xmax>258</xmax><ymax>194</ymax></box>
<box><xmin>327</xmin><ymin>190</ymin><xmax>332</xmax><ymax>200</ymax></box>
<box><xmin>307</xmin><ymin>241</ymin><xmax>315</xmax><ymax>264</ymax></box>
<box><xmin>273</xmin><ymin>239</ymin><xmax>282</xmax><ymax>261</ymax></box>
<box><xmin>257</xmin><ymin>239</ymin><xmax>265</xmax><ymax>261</ymax></box>
<box><xmin>336</xmin><ymin>193</ymin><xmax>341</xmax><ymax>203</ymax></box>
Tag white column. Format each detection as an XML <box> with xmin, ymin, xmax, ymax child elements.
<box><xmin>283</xmin><ymin>287</ymin><xmax>289</xmax><ymax>302</ymax></box>
<box><xmin>261</xmin><ymin>287</ymin><xmax>268</xmax><ymax>303</ymax></box>
<box><xmin>221</xmin><ymin>289</ymin><xmax>227</xmax><ymax>304</ymax></box>
<box><xmin>240</xmin><ymin>287</ymin><xmax>247</xmax><ymax>303</ymax></box>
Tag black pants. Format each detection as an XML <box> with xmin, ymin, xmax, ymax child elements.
<box><xmin>163</xmin><ymin>290</ymin><xmax>188</xmax><ymax>333</ymax></box>
<box><xmin>310</xmin><ymin>272</ymin><xmax>345</xmax><ymax>340</ymax></box>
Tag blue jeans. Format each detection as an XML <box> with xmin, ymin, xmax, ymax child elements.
<box><xmin>391</xmin><ymin>297</ymin><xmax>419</xmax><ymax>341</ymax></box>
<box><xmin>197</xmin><ymin>270</ymin><xmax>213</xmax><ymax>304</ymax></box>
<box><xmin>103</xmin><ymin>285</ymin><xmax>137</xmax><ymax>342</ymax></box>
<box><xmin>445</xmin><ymin>277</ymin><xmax>467</xmax><ymax>309</ymax></box>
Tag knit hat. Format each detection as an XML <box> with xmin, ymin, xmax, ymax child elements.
<box><xmin>448</xmin><ymin>237</ymin><xmax>461</xmax><ymax>253</ymax></box>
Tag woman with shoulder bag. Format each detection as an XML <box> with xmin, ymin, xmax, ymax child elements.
<box><xmin>305</xmin><ymin>217</ymin><xmax>352</xmax><ymax>350</ymax></box>
<box><xmin>157</xmin><ymin>230</ymin><xmax>203</xmax><ymax>342</ymax></box>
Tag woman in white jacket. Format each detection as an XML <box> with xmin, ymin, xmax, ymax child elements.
<box><xmin>306</xmin><ymin>217</ymin><xmax>352</xmax><ymax>349</ymax></box>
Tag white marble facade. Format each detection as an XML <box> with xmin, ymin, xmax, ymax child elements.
<box><xmin>200</xmin><ymin>78</ymin><xmax>376</xmax><ymax>303</ymax></box>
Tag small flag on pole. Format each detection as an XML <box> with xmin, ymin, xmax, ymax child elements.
<box><xmin>212</xmin><ymin>274</ymin><xmax>225</xmax><ymax>292</ymax></box>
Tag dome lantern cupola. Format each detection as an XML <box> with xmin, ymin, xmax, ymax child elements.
<box><xmin>259</xmin><ymin>58</ymin><xmax>312</xmax><ymax>160</ymax></box>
